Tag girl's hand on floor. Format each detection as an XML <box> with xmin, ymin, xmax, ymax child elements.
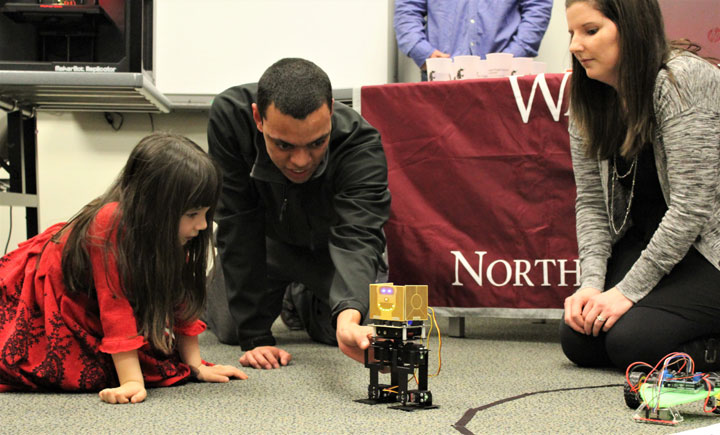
<box><xmin>99</xmin><ymin>381</ymin><xmax>147</xmax><ymax>404</ymax></box>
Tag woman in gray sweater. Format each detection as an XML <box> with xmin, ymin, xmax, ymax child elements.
<box><xmin>561</xmin><ymin>0</ymin><xmax>720</xmax><ymax>370</ymax></box>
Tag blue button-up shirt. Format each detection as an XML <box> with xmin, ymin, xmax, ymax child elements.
<box><xmin>394</xmin><ymin>0</ymin><xmax>553</xmax><ymax>67</ymax></box>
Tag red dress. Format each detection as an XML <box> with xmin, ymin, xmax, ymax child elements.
<box><xmin>0</xmin><ymin>203</ymin><xmax>206</xmax><ymax>392</ymax></box>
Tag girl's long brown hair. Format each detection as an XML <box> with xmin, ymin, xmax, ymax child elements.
<box><xmin>56</xmin><ymin>133</ymin><xmax>222</xmax><ymax>354</ymax></box>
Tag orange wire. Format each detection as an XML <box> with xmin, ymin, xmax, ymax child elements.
<box><xmin>427</xmin><ymin>307</ymin><xmax>442</xmax><ymax>377</ymax></box>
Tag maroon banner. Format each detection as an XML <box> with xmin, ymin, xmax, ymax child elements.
<box><xmin>361</xmin><ymin>73</ymin><xmax>577</xmax><ymax>310</ymax></box>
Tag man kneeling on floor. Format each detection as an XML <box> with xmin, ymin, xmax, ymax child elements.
<box><xmin>205</xmin><ymin>58</ymin><xmax>391</xmax><ymax>369</ymax></box>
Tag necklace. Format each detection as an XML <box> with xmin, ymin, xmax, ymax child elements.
<box><xmin>609</xmin><ymin>153</ymin><xmax>638</xmax><ymax>235</ymax></box>
<box><xmin>613</xmin><ymin>153</ymin><xmax>635</xmax><ymax>179</ymax></box>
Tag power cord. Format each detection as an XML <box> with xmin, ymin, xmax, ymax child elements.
<box><xmin>3</xmin><ymin>206</ymin><xmax>11</xmax><ymax>255</ymax></box>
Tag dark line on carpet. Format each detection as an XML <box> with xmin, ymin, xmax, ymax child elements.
<box><xmin>452</xmin><ymin>383</ymin><xmax>623</xmax><ymax>433</ymax></box>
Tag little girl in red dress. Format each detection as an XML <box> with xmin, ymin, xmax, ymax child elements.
<box><xmin>0</xmin><ymin>132</ymin><xmax>247</xmax><ymax>403</ymax></box>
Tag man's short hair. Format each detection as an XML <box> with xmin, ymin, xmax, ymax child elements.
<box><xmin>256</xmin><ymin>58</ymin><xmax>333</xmax><ymax>120</ymax></box>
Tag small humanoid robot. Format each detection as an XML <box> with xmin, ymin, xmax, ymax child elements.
<box><xmin>355</xmin><ymin>283</ymin><xmax>438</xmax><ymax>411</ymax></box>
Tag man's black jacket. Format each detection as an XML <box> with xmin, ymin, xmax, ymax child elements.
<box><xmin>207</xmin><ymin>84</ymin><xmax>391</xmax><ymax>350</ymax></box>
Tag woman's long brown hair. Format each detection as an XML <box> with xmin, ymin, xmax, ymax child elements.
<box><xmin>566</xmin><ymin>0</ymin><xmax>669</xmax><ymax>159</ymax></box>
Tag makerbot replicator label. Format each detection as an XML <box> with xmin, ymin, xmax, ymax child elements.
<box><xmin>54</xmin><ymin>65</ymin><xmax>118</xmax><ymax>73</ymax></box>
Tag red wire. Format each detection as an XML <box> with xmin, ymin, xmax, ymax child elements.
<box><xmin>625</xmin><ymin>353</ymin><xmax>697</xmax><ymax>397</ymax></box>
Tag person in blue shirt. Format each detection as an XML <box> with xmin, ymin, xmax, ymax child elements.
<box><xmin>394</xmin><ymin>0</ymin><xmax>553</xmax><ymax>79</ymax></box>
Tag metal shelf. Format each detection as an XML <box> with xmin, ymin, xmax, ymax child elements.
<box><xmin>0</xmin><ymin>71</ymin><xmax>171</xmax><ymax>113</ymax></box>
<box><xmin>0</xmin><ymin>71</ymin><xmax>350</xmax><ymax>113</ymax></box>
<box><xmin>0</xmin><ymin>191</ymin><xmax>37</xmax><ymax>208</ymax></box>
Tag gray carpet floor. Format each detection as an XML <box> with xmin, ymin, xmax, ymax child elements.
<box><xmin>2</xmin><ymin>317</ymin><xmax>719</xmax><ymax>434</ymax></box>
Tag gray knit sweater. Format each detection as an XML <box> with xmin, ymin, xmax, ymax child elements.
<box><xmin>569</xmin><ymin>53</ymin><xmax>720</xmax><ymax>302</ymax></box>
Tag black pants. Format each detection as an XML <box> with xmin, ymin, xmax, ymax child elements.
<box><xmin>265</xmin><ymin>237</ymin><xmax>338</xmax><ymax>346</ymax></box>
<box><xmin>205</xmin><ymin>237</ymin><xmax>339</xmax><ymax>346</ymax></box>
<box><xmin>560</xmin><ymin>230</ymin><xmax>720</xmax><ymax>372</ymax></box>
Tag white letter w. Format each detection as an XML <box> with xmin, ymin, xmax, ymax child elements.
<box><xmin>509</xmin><ymin>72</ymin><xmax>571</xmax><ymax>124</ymax></box>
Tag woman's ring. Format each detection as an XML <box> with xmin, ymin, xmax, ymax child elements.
<box><xmin>596</xmin><ymin>315</ymin><xmax>606</xmax><ymax>322</ymax></box>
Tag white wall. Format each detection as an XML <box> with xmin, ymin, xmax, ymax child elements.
<box><xmin>154</xmin><ymin>0</ymin><xmax>395</xmax><ymax>94</ymax></box>
<box><xmin>0</xmin><ymin>0</ymin><xmax>573</xmax><ymax>252</ymax></box>
<box><xmin>537</xmin><ymin>0</ymin><xmax>573</xmax><ymax>73</ymax></box>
